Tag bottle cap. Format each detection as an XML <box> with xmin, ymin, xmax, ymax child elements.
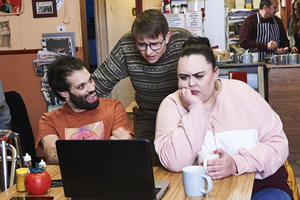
<box><xmin>23</xmin><ymin>153</ymin><xmax>31</xmax><ymax>162</ymax></box>
<box><xmin>16</xmin><ymin>168</ymin><xmax>28</xmax><ymax>175</ymax></box>
<box><xmin>39</xmin><ymin>159</ymin><xmax>46</xmax><ymax>167</ymax></box>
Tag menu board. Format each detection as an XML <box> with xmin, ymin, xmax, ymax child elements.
<box><xmin>164</xmin><ymin>11</ymin><xmax>203</xmax><ymax>37</ymax></box>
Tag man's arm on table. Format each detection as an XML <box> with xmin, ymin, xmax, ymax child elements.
<box><xmin>110</xmin><ymin>127</ymin><xmax>135</xmax><ymax>139</ymax></box>
<box><xmin>41</xmin><ymin>134</ymin><xmax>59</xmax><ymax>165</ymax></box>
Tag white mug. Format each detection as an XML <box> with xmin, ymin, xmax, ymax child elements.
<box><xmin>198</xmin><ymin>150</ymin><xmax>215</xmax><ymax>165</ymax></box>
<box><xmin>182</xmin><ymin>166</ymin><xmax>213</xmax><ymax>197</ymax></box>
<box><xmin>251</xmin><ymin>52</ymin><xmax>259</xmax><ymax>62</ymax></box>
<box><xmin>203</xmin><ymin>154</ymin><xmax>220</xmax><ymax>171</ymax></box>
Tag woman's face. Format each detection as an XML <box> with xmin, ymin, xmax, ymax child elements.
<box><xmin>177</xmin><ymin>54</ymin><xmax>219</xmax><ymax>103</ymax></box>
<box><xmin>294</xmin><ymin>2</ymin><xmax>300</xmax><ymax>19</ymax></box>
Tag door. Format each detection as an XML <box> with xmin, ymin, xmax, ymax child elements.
<box><xmin>105</xmin><ymin>0</ymin><xmax>136</xmax><ymax>108</ymax></box>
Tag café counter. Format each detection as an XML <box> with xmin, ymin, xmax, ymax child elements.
<box><xmin>267</xmin><ymin>64</ymin><xmax>300</xmax><ymax>160</ymax></box>
<box><xmin>0</xmin><ymin>165</ymin><xmax>255</xmax><ymax>200</ymax></box>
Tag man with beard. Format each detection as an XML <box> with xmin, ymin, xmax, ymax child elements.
<box><xmin>239</xmin><ymin>0</ymin><xmax>289</xmax><ymax>61</ymax></box>
<box><xmin>35</xmin><ymin>56</ymin><xmax>134</xmax><ymax>165</ymax></box>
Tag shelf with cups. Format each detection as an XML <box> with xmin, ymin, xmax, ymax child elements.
<box><xmin>217</xmin><ymin>62</ymin><xmax>267</xmax><ymax>99</ymax></box>
<box><xmin>225</xmin><ymin>16</ymin><xmax>245</xmax><ymax>50</ymax></box>
<box><xmin>268</xmin><ymin>54</ymin><xmax>300</xmax><ymax>66</ymax></box>
<box><xmin>267</xmin><ymin>64</ymin><xmax>300</xmax><ymax>68</ymax></box>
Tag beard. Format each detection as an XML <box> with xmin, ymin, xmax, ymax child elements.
<box><xmin>68</xmin><ymin>90</ymin><xmax>99</xmax><ymax>110</ymax></box>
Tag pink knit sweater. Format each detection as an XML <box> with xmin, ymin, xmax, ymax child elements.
<box><xmin>155</xmin><ymin>79</ymin><xmax>288</xmax><ymax>179</ymax></box>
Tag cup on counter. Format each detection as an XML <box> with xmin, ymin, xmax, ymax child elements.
<box><xmin>231</xmin><ymin>53</ymin><xmax>242</xmax><ymax>64</ymax></box>
<box><xmin>289</xmin><ymin>54</ymin><xmax>298</xmax><ymax>65</ymax></box>
<box><xmin>270</xmin><ymin>55</ymin><xmax>277</xmax><ymax>65</ymax></box>
<box><xmin>297</xmin><ymin>54</ymin><xmax>300</xmax><ymax>64</ymax></box>
<box><xmin>240</xmin><ymin>52</ymin><xmax>254</xmax><ymax>63</ymax></box>
<box><xmin>216</xmin><ymin>54</ymin><xmax>221</xmax><ymax>62</ymax></box>
<box><xmin>182</xmin><ymin>166</ymin><xmax>213</xmax><ymax>197</ymax></box>
<box><xmin>277</xmin><ymin>54</ymin><xmax>288</xmax><ymax>65</ymax></box>
<box><xmin>251</xmin><ymin>52</ymin><xmax>259</xmax><ymax>62</ymax></box>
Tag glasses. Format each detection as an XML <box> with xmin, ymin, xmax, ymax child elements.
<box><xmin>137</xmin><ymin>38</ymin><xmax>165</xmax><ymax>51</ymax></box>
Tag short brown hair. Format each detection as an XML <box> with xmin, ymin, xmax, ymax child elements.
<box><xmin>131</xmin><ymin>9</ymin><xmax>169</xmax><ymax>40</ymax></box>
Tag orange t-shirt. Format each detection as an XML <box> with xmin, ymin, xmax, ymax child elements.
<box><xmin>35</xmin><ymin>98</ymin><xmax>134</xmax><ymax>148</ymax></box>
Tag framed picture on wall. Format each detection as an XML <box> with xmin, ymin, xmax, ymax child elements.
<box><xmin>41</xmin><ymin>32</ymin><xmax>76</xmax><ymax>57</ymax></box>
<box><xmin>32</xmin><ymin>0</ymin><xmax>57</xmax><ymax>18</ymax></box>
<box><xmin>0</xmin><ymin>0</ymin><xmax>24</xmax><ymax>16</ymax></box>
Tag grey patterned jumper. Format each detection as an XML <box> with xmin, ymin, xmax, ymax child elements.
<box><xmin>92</xmin><ymin>27</ymin><xmax>192</xmax><ymax>116</ymax></box>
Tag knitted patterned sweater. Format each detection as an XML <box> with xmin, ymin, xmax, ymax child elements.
<box><xmin>92</xmin><ymin>27</ymin><xmax>192</xmax><ymax>116</ymax></box>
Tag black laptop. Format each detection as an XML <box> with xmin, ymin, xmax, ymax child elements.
<box><xmin>56</xmin><ymin>139</ymin><xmax>169</xmax><ymax>200</ymax></box>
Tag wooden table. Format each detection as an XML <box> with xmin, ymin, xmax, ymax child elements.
<box><xmin>0</xmin><ymin>165</ymin><xmax>255</xmax><ymax>200</ymax></box>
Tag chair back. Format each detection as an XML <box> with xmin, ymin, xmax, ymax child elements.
<box><xmin>284</xmin><ymin>160</ymin><xmax>300</xmax><ymax>200</ymax></box>
<box><xmin>4</xmin><ymin>91</ymin><xmax>38</xmax><ymax>164</ymax></box>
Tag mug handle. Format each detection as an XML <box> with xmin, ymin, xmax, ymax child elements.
<box><xmin>200</xmin><ymin>175</ymin><xmax>213</xmax><ymax>194</ymax></box>
<box><xmin>270</xmin><ymin>57</ymin><xmax>277</xmax><ymax>65</ymax></box>
<box><xmin>240</xmin><ymin>54</ymin><xmax>244</xmax><ymax>63</ymax></box>
<box><xmin>203</xmin><ymin>158</ymin><xmax>208</xmax><ymax>171</ymax></box>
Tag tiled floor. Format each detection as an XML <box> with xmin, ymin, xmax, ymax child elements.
<box><xmin>288</xmin><ymin>159</ymin><xmax>300</xmax><ymax>192</ymax></box>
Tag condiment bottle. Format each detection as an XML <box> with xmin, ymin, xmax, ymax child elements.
<box><xmin>39</xmin><ymin>159</ymin><xmax>47</xmax><ymax>171</ymax></box>
<box><xmin>163</xmin><ymin>0</ymin><xmax>171</xmax><ymax>13</ymax></box>
<box><xmin>23</xmin><ymin>153</ymin><xmax>32</xmax><ymax>173</ymax></box>
<box><xmin>16</xmin><ymin>168</ymin><xmax>28</xmax><ymax>192</ymax></box>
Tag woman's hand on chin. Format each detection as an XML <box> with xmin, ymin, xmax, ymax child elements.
<box><xmin>179</xmin><ymin>88</ymin><xmax>202</xmax><ymax>110</ymax></box>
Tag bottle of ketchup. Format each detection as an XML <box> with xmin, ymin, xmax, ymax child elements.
<box><xmin>164</xmin><ymin>0</ymin><xmax>172</xmax><ymax>13</ymax></box>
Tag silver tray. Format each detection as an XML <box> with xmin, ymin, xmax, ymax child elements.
<box><xmin>216</xmin><ymin>59</ymin><xmax>233</xmax><ymax>65</ymax></box>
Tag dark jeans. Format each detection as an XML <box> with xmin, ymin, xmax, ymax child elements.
<box><xmin>134</xmin><ymin>109</ymin><xmax>161</xmax><ymax>166</ymax></box>
<box><xmin>251</xmin><ymin>188</ymin><xmax>292</xmax><ymax>200</ymax></box>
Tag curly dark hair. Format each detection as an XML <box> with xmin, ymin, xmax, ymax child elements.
<box><xmin>47</xmin><ymin>56</ymin><xmax>86</xmax><ymax>101</ymax></box>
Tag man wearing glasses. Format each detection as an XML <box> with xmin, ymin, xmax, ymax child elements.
<box><xmin>92</xmin><ymin>9</ymin><xmax>192</xmax><ymax>166</ymax></box>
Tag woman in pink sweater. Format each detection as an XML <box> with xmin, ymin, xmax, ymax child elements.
<box><xmin>154</xmin><ymin>37</ymin><xmax>292</xmax><ymax>199</ymax></box>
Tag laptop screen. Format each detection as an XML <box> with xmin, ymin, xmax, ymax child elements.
<box><xmin>56</xmin><ymin>139</ymin><xmax>157</xmax><ymax>199</ymax></box>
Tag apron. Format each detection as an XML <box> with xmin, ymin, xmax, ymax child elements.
<box><xmin>256</xmin><ymin>12</ymin><xmax>280</xmax><ymax>60</ymax></box>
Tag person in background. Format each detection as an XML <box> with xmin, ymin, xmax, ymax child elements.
<box><xmin>92</xmin><ymin>9</ymin><xmax>192</xmax><ymax>166</ymax></box>
<box><xmin>0</xmin><ymin>78</ymin><xmax>11</xmax><ymax>129</ymax></box>
<box><xmin>154</xmin><ymin>37</ymin><xmax>292</xmax><ymax>200</ymax></box>
<box><xmin>0</xmin><ymin>0</ymin><xmax>12</xmax><ymax>13</ymax></box>
<box><xmin>35</xmin><ymin>56</ymin><xmax>134</xmax><ymax>165</ymax></box>
<box><xmin>291</xmin><ymin>0</ymin><xmax>300</xmax><ymax>54</ymax></box>
<box><xmin>239</xmin><ymin>0</ymin><xmax>289</xmax><ymax>60</ymax></box>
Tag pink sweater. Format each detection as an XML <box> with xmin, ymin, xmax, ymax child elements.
<box><xmin>155</xmin><ymin>79</ymin><xmax>288</xmax><ymax>179</ymax></box>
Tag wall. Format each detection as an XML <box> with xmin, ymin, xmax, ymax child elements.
<box><xmin>0</xmin><ymin>0</ymin><xmax>82</xmax><ymax>49</ymax></box>
<box><xmin>0</xmin><ymin>0</ymin><xmax>83</xmax><ymax>145</ymax></box>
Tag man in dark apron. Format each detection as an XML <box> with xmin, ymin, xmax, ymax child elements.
<box><xmin>239</xmin><ymin>0</ymin><xmax>289</xmax><ymax>61</ymax></box>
